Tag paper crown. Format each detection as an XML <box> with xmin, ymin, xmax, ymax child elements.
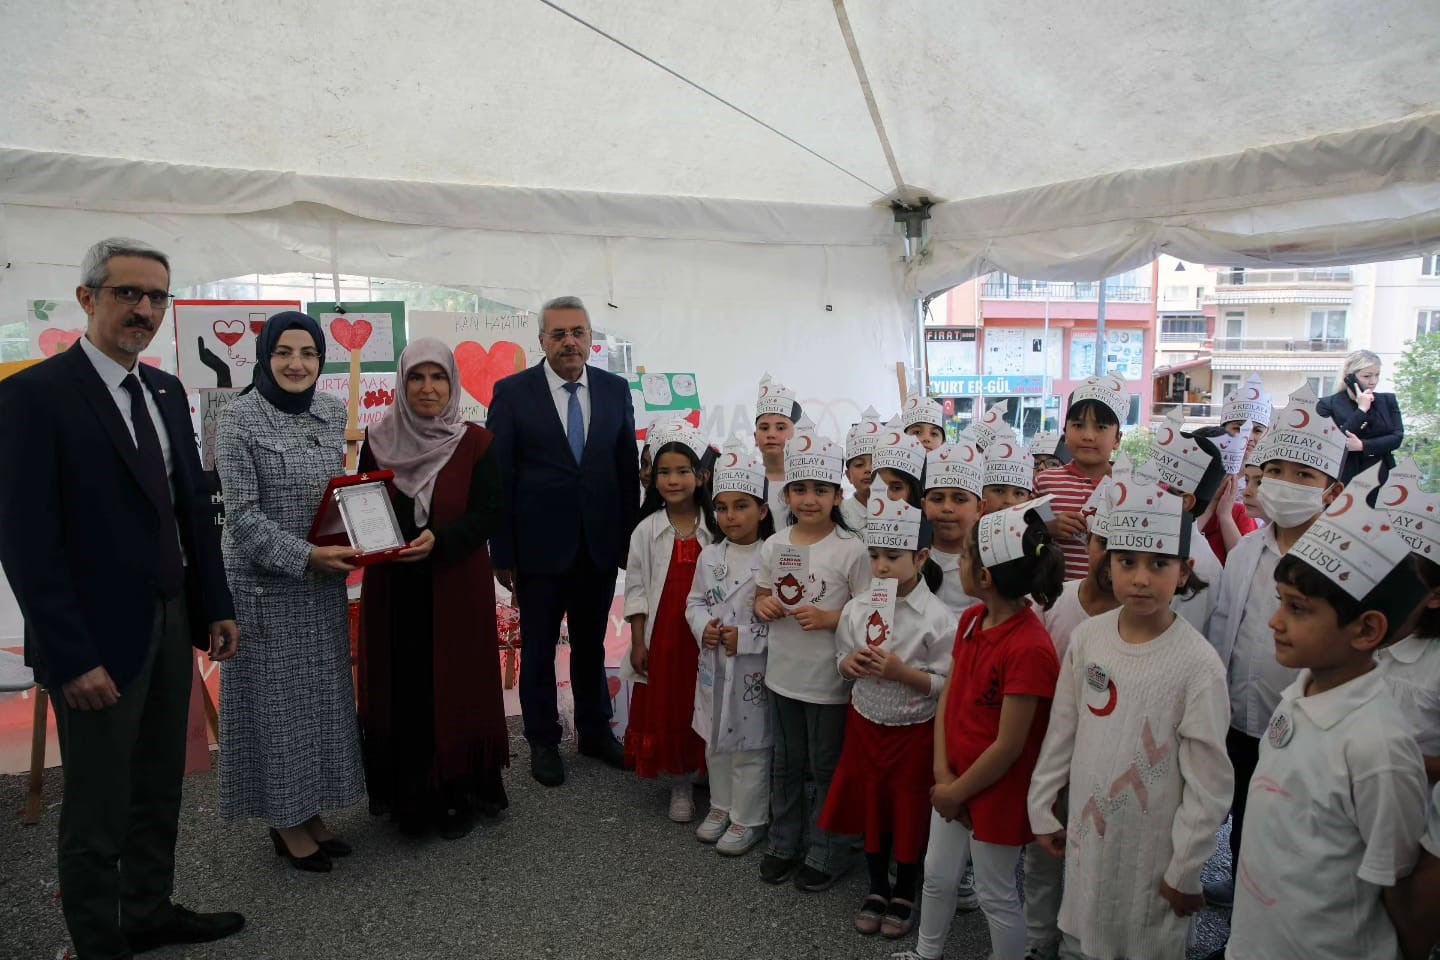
<box><xmin>866</xmin><ymin>496</ymin><xmax>930</xmax><ymax>551</ymax></box>
<box><xmin>983</xmin><ymin>429</ymin><xmax>1034</xmax><ymax>491</ymax></box>
<box><xmin>903</xmin><ymin>396</ymin><xmax>945</xmax><ymax>431</ymax></box>
<box><xmin>1221</xmin><ymin>373</ymin><xmax>1273</xmax><ymax>428</ymax></box>
<box><xmin>784</xmin><ymin>417</ymin><xmax>843</xmax><ymax>485</ymax></box>
<box><xmin>1259</xmin><ymin>384</ymin><xmax>1345</xmax><ymax>480</ymax></box>
<box><xmin>756</xmin><ymin>373</ymin><xmax>801</xmax><ymax>421</ymax></box>
<box><xmin>1106</xmin><ymin>472</ymin><xmax>1192</xmax><ymax>557</ymax></box>
<box><xmin>1068</xmin><ymin>374</ymin><xmax>1131</xmax><ymax>425</ymax></box>
<box><xmin>1289</xmin><ymin>463</ymin><xmax>1419</xmax><ymax>602</ymax></box>
<box><xmin>1213</xmin><ymin>421</ymin><xmax>1253</xmax><ymax>476</ymax></box>
<box><xmin>713</xmin><ymin>437</ymin><xmax>767</xmax><ymax>500</ymax></box>
<box><xmin>1244</xmin><ymin>433</ymin><xmax>1271</xmax><ymax>469</ymax></box>
<box><xmin>845</xmin><ymin>406</ymin><xmax>884</xmax><ymax>462</ymax></box>
<box><xmin>1083</xmin><ymin>476</ymin><xmax>1115</xmax><ymax>538</ymax></box>
<box><xmin>647</xmin><ymin>416</ymin><xmax>708</xmax><ymax>461</ymax></box>
<box><xmin>1378</xmin><ymin>457</ymin><xmax>1440</xmax><ymax>562</ymax></box>
<box><xmin>976</xmin><ymin>495</ymin><xmax>1056</xmax><ymax>569</ymax></box>
<box><xmin>872</xmin><ymin>417</ymin><xmax>927</xmax><ymax>481</ymax></box>
<box><xmin>1147</xmin><ymin>407</ymin><xmax>1223</xmax><ymax>502</ymax></box>
<box><xmin>970</xmin><ymin>399</ymin><xmax>1010</xmax><ymax>450</ymax></box>
<box><xmin>1029</xmin><ymin>431</ymin><xmax>1069</xmax><ymax>463</ymax></box>
<box><xmin>925</xmin><ymin>442</ymin><xmax>984</xmax><ymax>497</ymax></box>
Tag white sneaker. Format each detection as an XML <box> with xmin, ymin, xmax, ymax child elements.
<box><xmin>716</xmin><ymin>822</ymin><xmax>766</xmax><ymax>856</ymax></box>
<box><xmin>695</xmin><ymin>807</ymin><xmax>729</xmax><ymax>843</ymax></box>
<box><xmin>954</xmin><ymin>879</ymin><xmax>979</xmax><ymax>912</ymax></box>
<box><xmin>668</xmin><ymin>781</ymin><xmax>696</xmax><ymax>823</ymax></box>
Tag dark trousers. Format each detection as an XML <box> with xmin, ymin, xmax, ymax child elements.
<box><xmin>767</xmin><ymin>692</ymin><xmax>851</xmax><ymax>873</ymax></box>
<box><xmin>51</xmin><ymin>595</ymin><xmax>192</xmax><ymax>960</ymax></box>
<box><xmin>516</xmin><ymin>546</ymin><xmax>617</xmax><ymax>747</ymax></box>
<box><xmin>1224</xmin><ymin>727</ymin><xmax>1262</xmax><ymax>873</ymax></box>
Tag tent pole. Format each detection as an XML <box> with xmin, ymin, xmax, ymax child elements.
<box><xmin>893</xmin><ymin>202</ymin><xmax>932</xmax><ymax>401</ymax></box>
<box><xmin>1095</xmin><ymin>277</ymin><xmax>1108</xmax><ymax>377</ymax></box>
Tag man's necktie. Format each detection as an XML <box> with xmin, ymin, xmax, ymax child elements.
<box><xmin>563</xmin><ymin>382</ymin><xmax>585</xmax><ymax>463</ymax></box>
<box><xmin>121</xmin><ymin>375</ymin><xmax>184</xmax><ymax>598</ymax></box>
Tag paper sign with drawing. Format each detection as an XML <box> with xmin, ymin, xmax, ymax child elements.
<box><xmin>174</xmin><ymin>300</ymin><xmax>302</xmax><ymax>389</ymax></box>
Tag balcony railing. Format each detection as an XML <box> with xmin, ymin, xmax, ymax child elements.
<box><xmin>1215</xmin><ymin>267</ymin><xmax>1353</xmax><ymax>287</ymax></box>
<box><xmin>981</xmin><ymin>279</ymin><xmax>1152</xmax><ymax>302</ymax></box>
<box><xmin>1213</xmin><ymin>336</ymin><xmax>1349</xmax><ymax>352</ymax></box>
<box><xmin>1159</xmin><ymin>319</ymin><xmax>1208</xmax><ymax>343</ymax></box>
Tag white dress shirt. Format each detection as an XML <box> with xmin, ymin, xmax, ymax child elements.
<box><xmin>543</xmin><ymin>359</ymin><xmax>591</xmax><ymax>442</ymax></box>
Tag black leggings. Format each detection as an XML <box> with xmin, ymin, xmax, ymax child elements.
<box><xmin>866</xmin><ymin>834</ymin><xmax>920</xmax><ymax>902</ymax></box>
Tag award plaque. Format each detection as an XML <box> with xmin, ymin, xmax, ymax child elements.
<box><xmin>307</xmin><ymin>471</ymin><xmax>407</xmax><ymax>566</ymax></box>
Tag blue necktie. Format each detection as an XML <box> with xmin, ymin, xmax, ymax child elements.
<box><xmin>563</xmin><ymin>382</ymin><xmax>585</xmax><ymax>463</ymax></box>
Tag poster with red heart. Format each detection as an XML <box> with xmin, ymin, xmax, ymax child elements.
<box><xmin>407</xmin><ymin>310</ymin><xmax>543</xmax><ymax>422</ymax></box>
<box><xmin>28</xmin><ymin>297</ymin><xmax>177</xmax><ymax>371</ymax></box>
<box><xmin>305</xmin><ymin>302</ymin><xmax>407</xmax><ymax>374</ymax></box>
<box><xmin>314</xmin><ymin>372</ymin><xmax>398</xmax><ymax>429</ymax></box>
<box><xmin>173</xmin><ymin>300</ymin><xmax>302</xmax><ymax>389</ymax></box>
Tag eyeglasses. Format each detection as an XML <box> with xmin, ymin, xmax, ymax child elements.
<box><xmin>544</xmin><ymin>327</ymin><xmax>590</xmax><ymax>344</ymax></box>
<box><xmin>96</xmin><ymin>286</ymin><xmax>173</xmax><ymax>309</ymax></box>
<box><xmin>272</xmin><ymin>348</ymin><xmax>321</xmax><ymax>362</ymax></box>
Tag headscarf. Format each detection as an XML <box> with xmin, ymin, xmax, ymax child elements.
<box><xmin>249</xmin><ymin>311</ymin><xmax>326</xmax><ymax>415</ymax></box>
<box><xmin>365</xmin><ymin>338</ymin><xmax>468</xmax><ymax>526</ymax></box>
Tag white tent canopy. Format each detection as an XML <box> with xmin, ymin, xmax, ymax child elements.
<box><xmin>3</xmin><ymin>0</ymin><xmax>1440</xmax><ymax>424</ymax></box>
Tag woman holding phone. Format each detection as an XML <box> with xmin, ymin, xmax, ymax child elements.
<box><xmin>1316</xmin><ymin>348</ymin><xmax>1404</xmax><ymax>483</ymax></box>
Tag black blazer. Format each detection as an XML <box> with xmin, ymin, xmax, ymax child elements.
<box><xmin>486</xmin><ymin>361</ymin><xmax>639</xmax><ymax>576</ymax></box>
<box><xmin>0</xmin><ymin>345</ymin><xmax>234</xmax><ymax>688</ymax></box>
<box><xmin>1316</xmin><ymin>389</ymin><xmax>1404</xmax><ymax>484</ymax></box>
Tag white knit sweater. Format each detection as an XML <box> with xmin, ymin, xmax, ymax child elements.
<box><xmin>1027</xmin><ymin>608</ymin><xmax>1233</xmax><ymax>960</ymax></box>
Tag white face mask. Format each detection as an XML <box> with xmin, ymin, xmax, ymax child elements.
<box><xmin>1256</xmin><ymin>476</ymin><xmax>1328</xmax><ymax>528</ymax></box>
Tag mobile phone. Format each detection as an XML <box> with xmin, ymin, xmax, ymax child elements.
<box><xmin>1344</xmin><ymin>373</ymin><xmax>1362</xmax><ymax>395</ymax></box>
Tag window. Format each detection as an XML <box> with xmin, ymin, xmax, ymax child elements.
<box><xmin>1219</xmin><ymin>310</ymin><xmax>1245</xmax><ymax>349</ymax></box>
<box><xmin>1163</xmin><ymin>285</ymin><xmax>1189</xmax><ymax>302</ymax></box>
<box><xmin>1307</xmin><ymin>309</ymin><xmax>1347</xmax><ymax>341</ymax></box>
<box><xmin>1218</xmin><ymin>374</ymin><xmax>1242</xmax><ymax>402</ymax></box>
<box><xmin>1418</xmin><ymin>309</ymin><xmax>1440</xmax><ymax>338</ymax></box>
<box><xmin>1305</xmin><ymin>375</ymin><xmax>1338</xmax><ymax>396</ymax></box>
<box><xmin>1422</xmin><ymin>253</ymin><xmax>1440</xmax><ymax>277</ymax></box>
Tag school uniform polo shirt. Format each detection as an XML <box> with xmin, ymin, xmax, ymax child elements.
<box><xmin>1227</xmin><ymin>526</ymin><xmax>1295</xmax><ymax>738</ymax></box>
<box><xmin>1227</xmin><ymin>667</ymin><xmax>1428</xmax><ymax>960</ymax></box>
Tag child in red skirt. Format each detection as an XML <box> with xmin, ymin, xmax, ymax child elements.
<box><xmin>623</xmin><ymin>423</ymin><xmax>719</xmax><ymax>821</ymax></box>
<box><xmin>820</xmin><ymin>498</ymin><xmax>958</xmax><ymax>940</ymax></box>
<box><xmin>900</xmin><ymin>497</ymin><xmax>1065</xmax><ymax>960</ymax></box>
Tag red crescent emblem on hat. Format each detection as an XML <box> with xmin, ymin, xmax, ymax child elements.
<box><xmin>1245</xmin><ymin>387</ymin><xmax>1261</xmax><ymax>400</ymax></box>
<box><xmin>870</xmin><ymin>496</ymin><xmax>885</xmax><ymax>516</ymax></box>
<box><xmin>1288</xmin><ymin>408</ymin><xmax>1311</xmax><ymax>429</ymax></box>
<box><xmin>885</xmin><ymin>432</ymin><xmax>903</xmax><ymax>446</ymax></box>
<box><xmin>1385</xmin><ymin>484</ymin><xmax>1410</xmax><ymax>507</ymax></box>
<box><xmin>798</xmin><ymin>436</ymin><xmax>813</xmax><ymax>452</ymax></box>
<box><xmin>961</xmin><ymin>446</ymin><xmax>976</xmax><ymax>462</ymax></box>
<box><xmin>759</xmin><ymin>385</ymin><xmax>770</xmax><ymax>397</ymax></box>
<box><xmin>723</xmin><ymin>453</ymin><xmax>739</xmax><ymax>467</ymax></box>
<box><xmin>995</xmin><ymin>443</ymin><xmax>1013</xmax><ymax>459</ymax></box>
<box><xmin>863</xmin><ymin>422</ymin><xmax>880</xmax><ymax>434</ymax></box>
<box><xmin>1329</xmin><ymin>492</ymin><xmax>1354</xmax><ymax>516</ymax></box>
<box><xmin>1157</xmin><ymin>427</ymin><xmax>1175</xmax><ymax>445</ymax></box>
<box><xmin>1112</xmin><ymin>481</ymin><xmax>1128</xmax><ymax>506</ymax></box>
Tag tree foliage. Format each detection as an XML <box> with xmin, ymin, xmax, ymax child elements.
<box><xmin>1392</xmin><ymin>331</ymin><xmax>1440</xmax><ymax>493</ymax></box>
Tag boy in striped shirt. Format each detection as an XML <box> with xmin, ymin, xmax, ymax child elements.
<box><xmin>1033</xmin><ymin>376</ymin><xmax>1130</xmax><ymax>581</ymax></box>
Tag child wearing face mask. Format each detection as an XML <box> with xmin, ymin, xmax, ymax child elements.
<box><xmin>1199</xmin><ymin>384</ymin><xmax>1348</xmax><ymax>915</ymax></box>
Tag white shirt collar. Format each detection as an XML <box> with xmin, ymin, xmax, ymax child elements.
<box><xmin>543</xmin><ymin>358</ymin><xmax>588</xmax><ymax>394</ymax></box>
<box><xmin>1377</xmin><ymin>634</ymin><xmax>1432</xmax><ymax>666</ymax></box>
<box><xmin>899</xmin><ymin>578</ymin><xmax>934</xmax><ymax>612</ymax></box>
<box><xmin>1281</xmin><ymin>665</ymin><xmax>1388</xmax><ymax>732</ymax></box>
<box><xmin>79</xmin><ymin>333</ymin><xmax>138</xmax><ymax>390</ymax></box>
<box><xmin>1261</xmin><ymin>522</ymin><xmax>1283</xmax><ymax>557</ymax></box>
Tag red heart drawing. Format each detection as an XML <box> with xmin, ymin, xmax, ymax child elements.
<box><xmin>591</xmin><ymin>344</ymin><xmax>603</xmax><ymax>354</ymax></box>
<box><xmin>330</xmin><ymin>317</ymin><xmax>373</xmax><ymax>352</ymax></box>
<box><xmin>454</xmin><ymin>340</ymin><xmax>527</xmax><ymax>407</ymax></box>
<box><xmin>212</xmin><ymin>320</ymin><xmax>245</xmax><ymax>347</ymax></box>
<box><xmin>607</xmin><ymin>676</ymin><xmax>622</xmax><ymax>700</ymax></box>
<box><xmin>38</xmin><ymin>328</ymin><xmax>83</xmax><ymax>356</ymax></box>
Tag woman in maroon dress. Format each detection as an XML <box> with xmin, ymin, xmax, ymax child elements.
<box><xmin>358</xmin><ymin>338</ymin><xmax>508</xmax><ymax>838</ymax></box>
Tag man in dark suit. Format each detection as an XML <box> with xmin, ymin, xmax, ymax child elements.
<box><xmin>488</xmin><ymin>296</ymin><xmax>639</xmax><ymax>786</ymax></box>
<box><xmin>0</xmin><ymin>239</ymin><xmax>245</xmax><ymax>960</ymax></box>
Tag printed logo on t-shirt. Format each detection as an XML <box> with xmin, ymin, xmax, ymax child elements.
<box><xmin>1083</xmin><ymin>662</ymin><xmax>1118</xmax><ymax>717</ymax></box>
<box><xmin>974</xmin><ymin>665</ymin><xmax>1003</xmax><ymax>710</ymax></box>
<box><xmin>1267</xmin><ymin>709</ymin><xmax>1294</xmax><ymax>749</ymax></box>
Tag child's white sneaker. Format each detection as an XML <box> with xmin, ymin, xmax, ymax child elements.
<box><xmin>695</xmin><ymin>807</ymin><xmax>729</xmax><ymax>843</ymax></box>
<box><xmin>668</xmin><ymin>781</ymin><xmax>696</xmax><ymax>823</ymax></box>
<box><xmin>954</xmin><ymin>871</ymin><xmax>979</xmax><ymax>912</ymax></box>
<box><xmin>715</xmin><ymin>822</ymin><xmax>766</xmax><ymax>856</ymax></box>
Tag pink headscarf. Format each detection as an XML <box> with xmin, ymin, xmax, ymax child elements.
<box><xmin>366</xmin><ymin>338</ymin><xmax>468</xmax><ymax>526</ymax></box>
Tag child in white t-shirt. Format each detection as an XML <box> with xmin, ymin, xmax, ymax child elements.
<box><xmin>841</xmin><ymin>407</ymin><xmax>882</xmax><ymax>533</ymax></box>
<box><xmin>874</xmin><ymin>419</ymin><xmax>926</xmax><ymax>508</ymax></box>
<box><xmin>754</xmin><ymin>424</ymin><xmax>870</xmax><ymax>892</ymax></box>
<box><xmin>1227</xmin><ymin>464</ymin><xmax>1429</xmax><ymax>960</ymax></box>
<box><xmin>923</xmin><ymin>441</ymin><xmax>984</xmax><ymax>619</ymax></box>
<box><xmin>753</xmin><ymin>374</ymin><xmax>801</xmax><ymax>528</ymax></box>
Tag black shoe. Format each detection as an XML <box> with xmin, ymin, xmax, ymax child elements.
<box><xmin>759</xmin><ymin>853</ymin><xmax>802</xmax><ymax>885</ymax></box>
<box><xmin>126</xmin><ymin>904</ymin><xmax>246</xmax><ymax>953</ymax></box>
<box><xmin>530</xmin><ymin>744</ymin><xmax>566</xmax><ymax>786</ymax></box>
<box><xmin>315</xmin><ymin>836</ymin><xmax>352</xmax><ymax>857</ymax></box>
<box><xmin>1203</xmin><ymin>876</ymin><xmax>1235</xmax><ymax>909</ymax></box>
<box><xmin>268</xmin><ymin>829</ymin><xmax>333</xmax><ymax>873</ymax></box>
<box><xmin>577</xmin><ymin>733</ymin><xmax>626</xmax><ymax>769</ymax></box>
<box><xmin>794</xmin><ymin>864</ymin><xmax>842</xmax><ymax>892</ymax></box>
<box><xmin>439</xmin><ymin>806</ymin><xmax>475</xmax><ymax>841</ymax></box>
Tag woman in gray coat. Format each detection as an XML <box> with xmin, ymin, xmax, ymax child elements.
<box><xmin>215</xmin><ymin>312</ymin><xmax>364</xmax><ymax>872</ymax></box>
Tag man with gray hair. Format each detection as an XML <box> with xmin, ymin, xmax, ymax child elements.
<box><xmin>487</xmin><ymin>296</ymin><xmax>640</xmax><ymax>786</ymax></box>
<box><xmin>0</xmin><ymin>239</ymin><xmax>244</xmax><ymax>958</ymax></box>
